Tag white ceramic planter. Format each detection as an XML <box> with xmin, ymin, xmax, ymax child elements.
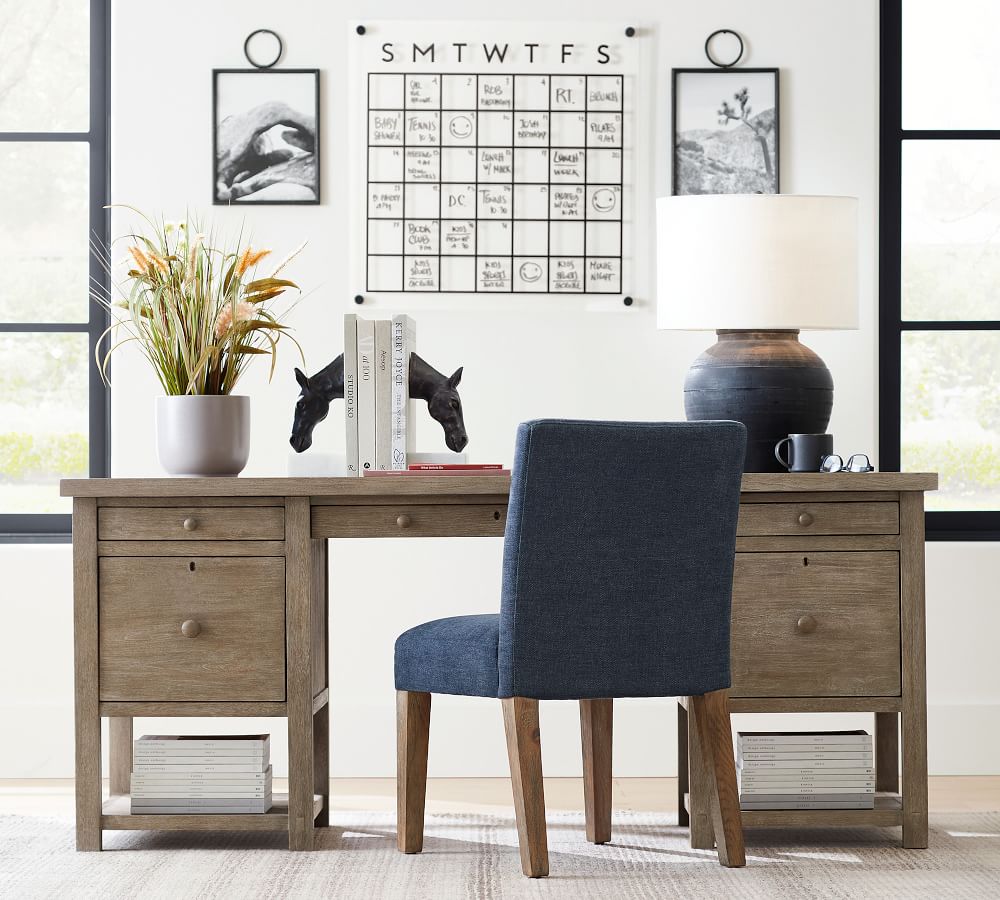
<box><xmin>155</xmin><ymin>395</ymin><xmax>250</xmax><ymax>477</ymax></box>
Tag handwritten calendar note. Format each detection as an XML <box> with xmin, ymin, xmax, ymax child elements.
<box><xmin>349</xmin><ymin>24</ymin><xmax>640</xmax><ymax>299</ymax></box>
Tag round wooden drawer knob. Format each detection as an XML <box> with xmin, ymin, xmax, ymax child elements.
<box><xmin>183</xmin><ymin>517</ymin><xmax>198</xmax><ymax>531</ymax></box>
<box><xmin>181</xmin><ymin>619</ymin><xmax>201</xmax><ymax>638</ymax></box>
<box><xmin>796</xmin><ymin>615</ymin><xmax>817</xmax><ymax>635</ymax></box>
<box><xmin>797</xmin><ymin>512</ymin><xmax>814</xmax><ymax>527</ymax></box>
<box><xmin>396</xmin><ymin>514</ymin><xmax>412</xmax><ymax>529</ymax></box>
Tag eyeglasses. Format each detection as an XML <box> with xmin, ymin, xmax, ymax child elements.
<box><xmin>819</xmin><ymin>453</ymin><xmax>874</xmax><ymax>473</ymax></box>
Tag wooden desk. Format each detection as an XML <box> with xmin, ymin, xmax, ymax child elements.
<box><xmin>62</xmin><ymin>472</ymin><xmax>935</xmax><ymax>851</ymax></box>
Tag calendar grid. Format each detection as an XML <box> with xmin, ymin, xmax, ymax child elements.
<box><xmin>365</xmin><ymin>72</ymin><xmax>623</xmax><ymax>294</ymax></box>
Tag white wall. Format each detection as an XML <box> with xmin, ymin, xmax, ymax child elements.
<box><xmin>2</xmin><ymin>0</ymin><xmax>997</xmax><ymax>779</ymax></box>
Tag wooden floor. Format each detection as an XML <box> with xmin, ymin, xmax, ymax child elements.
<box><xmin>2</xmin><ymin>777</ymin><xmax>999</xmax><ymax>818</ymax></box>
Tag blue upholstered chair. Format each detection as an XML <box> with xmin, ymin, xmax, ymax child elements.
<box><xmin>395</xmin><ymin>419</ymin><xmax>747</xmax><ymax>877</ymax></box>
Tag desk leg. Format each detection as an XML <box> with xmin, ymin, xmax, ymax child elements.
<box><xmin>73</xmin><ymin>497</ymin><xmax>102</xmax><ymax>851</ymax></box>
<box><xmin>109</xmin><ymin>718</ymin><xmax>133</xmax><ymax>796</ymax></box>
<box><xmin>314</xmin><ymin>702</ymin><xmax>330</xmax><ymax>828</ymax></box>
<box><xmin>875</xmin><ymin>712</ymin><xmax>899</xmax><ymax>794</ymax></box>
<box><xmin>900</xmin><ymin>491</ymin><xmax>929</xmax><ymax>849</ymax></box>
<box><xmin>286</xmin><ymin>497</ymin><xmax>315</xmax><ymax>851</ymax></box>
<box><xmin>686</xmin><ymin>697</ymin><xmax>715</xmax><ymax>850</ymax></box>
<box><xmin>677</xmin><ymin>702</ymin><xmax>689</xmax><ymax>827</ymax></box>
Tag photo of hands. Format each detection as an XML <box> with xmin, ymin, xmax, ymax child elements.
<box><xmin>213</xmin><ymin>69</ymin><xmax>320</xmax><ymax>204</ymax></box>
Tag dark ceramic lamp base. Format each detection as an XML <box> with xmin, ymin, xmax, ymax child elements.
<box><xmin>683</xmin><ymin>330</ymin><xmax>834</xmax><ymax>473</ymax></box>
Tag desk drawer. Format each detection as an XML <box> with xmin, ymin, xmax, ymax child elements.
<box><xmin>730</xmin><ymin>551</ymin><xmax>900</xmax><ymax>697</ymax></box>
<box><xmin>99</xmin><ymin>506</ymin><xmax>284</xmax><ymax>541</ymax></box>
<box><xmin>737</xmin><ymin>502</ymin><xmax>898</xmax><ymax>537</ymax></box>
<box><xmin>99</xmin><ymin>557</ymin><xmax>286</xmax><ymax>701</ymax></box>
<box><xmin>312</xmin><ymin>503</ymin><xmax>506</xmax><ymax>538</ymax></box>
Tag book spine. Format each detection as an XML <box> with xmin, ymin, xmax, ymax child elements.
<box><xmin>131</xmin><ymin>767</ymin><xmax>271</xmax><ymax>781</ymax></box>
<box><xmin>737</xmin><ymin>768</ymin><xmax>874</xmax><ymax>778</ymax></box>
<box><xmin>357</xmin><ymin>317</ymin><xmax>376</xmax><ymax>472</ymax></box>
<box><xmin>131</xmin><ymin>789</ymin><xmax>269</xmax><ymax>798</ymax></box>
<box><xmin>740</xmin><ymin>782</ymin><xmax>876</xmax><ymax>792</ymax></box>
<box><xmin>390</xmin><ymin>315</ymin><xmax>415</xmax><ymax>469</ymax></box>
<box><xmin>132</xmin><ymin>763</ymin><xmax>268</xmax><ymax>773</ymax></box>
<box><xmin>738</xmin><ymin>733</ymin><xmax>871</xmax><ymax>746</ymax></box>
<box><xmin>407</xmin><ymin>464</ymin><xmax>504</xmax><ymax>471</ymax></box>
<box><xmin>738</xmin><ymin>752</ymin><xmax>872</xmax><ymax>762</ymax></box>
<box><xmin>739</xmin><ymin>787</ymin><xmax>876</xmax><ymax>796</ymax></box>
<box><xmin>130</xmin><ymin>804</ymin><xmax>272</xmax><ymax>814</ymax></box>
<box><xmin>738</xmin><ymin>743</ymin><xmax>872</xmax><ymax>753</ymax></box>
<box><xmin>135</xmin><ymin>738</ymin><xmax>269</xmax><ymax>749</ymax></box>
<box><xmin>134</xmin><ymin>750</ymin><xmax>268</xmax><ymax>760</ymax></box>
<box><xmin>740</xmin><ymin>800</ymin><xmax>875</xmax><ymax>810</ymax></box>
<box><xmin>374</xmin><ymin>319</ymin><xmax>392</xmax><ymax>470</ymax></box>
<box><xmin>344</xmin><ymin>314</ymin><xmax>359</xmax><ymax>475</ymax></box>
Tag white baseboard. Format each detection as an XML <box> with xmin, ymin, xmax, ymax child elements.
<box><xmin>2</xmin><ymin>700</ymin><xmax>997</xmax><ymax>778</ymax></box>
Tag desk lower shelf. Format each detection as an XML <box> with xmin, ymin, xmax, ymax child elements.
<box><xmin>684</xmin><ymin>792</ymin><xmax>903</xmax><ymax>828</ymax></box>
<box><xmin>101</xmin><ymin>793</ymin><xmax>325</xmax><ymax>832</ymax></box>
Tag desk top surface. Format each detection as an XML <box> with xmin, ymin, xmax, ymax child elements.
<box><xmin>60</xmin><ymin>472</ymin><xmax>938</xmax><ymax>498</ymax></box>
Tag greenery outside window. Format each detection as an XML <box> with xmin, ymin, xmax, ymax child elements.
<box><xmin>0</xmin><ymin>0</ymin><xmax>109</xmax><ymax>540</ymax></box>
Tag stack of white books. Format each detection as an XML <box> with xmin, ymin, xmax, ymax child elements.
<box><xmin>737</xmin><ymin>730</ymin><xmax>875</xmax><ymax>810</ymax></box>
<box><xmin>344</xmin><ymin>313</ymin><xmax>417</xmax><ymax>474</ymax></box>
<box><xmin>130</xmin><ymin>734</ymin><xmax>272</xmax><ymax>815</ymax></box>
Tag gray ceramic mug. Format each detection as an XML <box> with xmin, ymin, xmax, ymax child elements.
<box><xmin>774</xmin><ymin>433</ymin><xmax>834</xmax><ymax>473</ymax></box>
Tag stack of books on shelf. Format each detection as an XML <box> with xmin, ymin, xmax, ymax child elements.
<box><xmin>737</xmin><ymin>730</ymin><xmax>875</xmax><ymax>811</ymax></box>
<box><xmin>130</xmin><ymin>734</ymin><xmax>272</xmax><ymax>815</ymax></box>
<box><xmin>346</xmin><ymin>313</ymin><xmax>507</xmax><ymax>476</ymax></box>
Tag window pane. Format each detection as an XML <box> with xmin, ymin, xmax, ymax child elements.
<box><xmin>903</xmin><ymin>0</ymin><xmax>1000</xmax><ymax>130</ymax></box>
<box><xmin>0</xmin><ymin>332</ymin><xmax>88</xmax><ymax>514</ymax></box>
<box><xmin>901</xmin><ymin>331</ymin><xmax>1000</xmax><ymax>511</ymax></box>
<box><xmin>0</xmin><ymin>0</ymin><xmax>89</xmax><ymax>132</ymax></box>
<box><xmin>0</xmin><ymin>143</ymin><xmax>89</xmax><ymax>323</ymax></box>
<box><xmin>902</xmin><ymin>141</ymin><xmax>1000</xmax><ymax>321</ymax></box>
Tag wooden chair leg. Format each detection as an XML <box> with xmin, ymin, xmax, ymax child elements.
<box><xmin>396</xmin><ymin>690</ymin><xmax>431</xmax><ymax>853</ymax></box>
<box><xmin>580</xmin><ymin>698</ymin><xmax>613</xmax><ymax>844</ymax></box>
<box><xmin>690</xmin><ymin>689</ymin><xmax>745</xmax><ymax>868</ymax></box>
<box><xmin>502</xmin><ymin>697</ymin><xmax>549</xmax><ymax>877</ymax></box>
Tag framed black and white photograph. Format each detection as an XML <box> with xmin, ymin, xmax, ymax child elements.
<box><xmin>213</xmin><ymin>69</ymin><xmax>320</xmax><ymax>205</ymax></box>
<box><xmin>672</xmin><ymin>68</ymin><xmax>779</xmax><ymax>196</ymax></box>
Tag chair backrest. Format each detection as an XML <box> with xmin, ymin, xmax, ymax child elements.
<box><xmin>498</xmin><ymin>419</ymin><xmax>746</xmax><ymax>700</ymax></box>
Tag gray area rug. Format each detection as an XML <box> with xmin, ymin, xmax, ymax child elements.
<box><xmin>2</xmin><ymin>811</ymin><xmax>999</xmax><ymax>899</ymax></box>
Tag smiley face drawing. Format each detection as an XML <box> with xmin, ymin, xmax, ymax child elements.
<box><xmin>519</xmin><ymin>261</ymin><xmax>543</xmax><ymax>283</ymax></box>
<box><xmin>448</xmin><ymin>115</ymin><xmax>473</xmax><ymax>140</ymax></box>
<box><xmin>592</xmin><ymin>188</ymin><xmax>617</xmax><ymax>214</ymax></box>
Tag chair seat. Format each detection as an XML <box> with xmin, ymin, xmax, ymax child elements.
<box><xmin>395</xmin><ymin>614</ymin><xmax>500</xmax><ymax>698</ymax></box>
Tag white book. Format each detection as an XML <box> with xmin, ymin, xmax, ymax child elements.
<box><xmin>738</xmin><ymin>751</ymin><xmax>873</xmax><ymax>763</ymax></box>
<box><xmin>134</xmin><ymin>748</ymin><xmax>269</xmax><ymax>759</ymax></box>
<box><xmin>131</xmin><ymin>788</ymin><xmax>269</xmax><ymax>798</ymax></box>
<box><xmin>131</xmin><ymin>772</ymin><xmax>271</xmax><ymax>784</ymax></box>
<box><xmin>132</xmin><ymin>762</ymin><xmax>268</xmax><ymax>773</ymax></box>
<box><xmin>357</xmin><ymin>317</ymin><xmax>376</xmax><ymax>472</ymax></box>
<box><xmin>390</xmin><ymin>315</ymin><xmax>417</xmax><ymax>469</ymax></box>
<box><xmin>344</xmin><ymin>314</ymin><xmax>359</xmax><ymax>475</ymax></box>
<box><xmin>131</xmin><ymin>801</ymin><xmax>271</xmax><ymax>814</ymax></box>
<box><xmin>135</xmin><ymin>735</ymin><xmax>269</xmax><ymax>751</ymax></box>
<box><xmin>738</xmin><ymin>731</ymin><xmax>871</xmax><ymax>746</ymax></box>
<box><xmin>374</xmin><ymin>318</ymin><xmax>392</xmax><ymax>470</ymax></box>
<box><xmin>741</xmin><ymin>800</ymin><xmax>875</xmax><ymax>810</ymax></box>
<box><xmin>739</xmin><ymin>786</ymin><xmax>876</xmax><ymax>796</ymax></box>
<box><xmin>737</xmin><ymin>768</ymin><xmax>874</xmax><ymax>778</ymax></box>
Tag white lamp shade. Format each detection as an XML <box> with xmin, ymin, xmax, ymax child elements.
<box><xmin>656</xmin><ymin>194</ymin><xmax>859</xmax><ymax>331</ymax></box>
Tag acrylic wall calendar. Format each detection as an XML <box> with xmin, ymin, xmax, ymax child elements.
<box><xmin>348</xmin><ymin>23</ymin><xmax>645</xmax><ymax>300</ymax></box>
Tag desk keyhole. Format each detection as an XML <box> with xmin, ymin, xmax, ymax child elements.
<box><xmin>493</xmin><ymin>511</ymin><xmax>501</xmax><ymax>520</ymax></box>
<box><xmin>189</xmin><ymin>561</ymin><xmax>196</xmax><ymax>572</ymax></box>
<box><xmin>803</xmin><ymin>557</ymin><xmax>809</xmax><ymax>567</ymax></box>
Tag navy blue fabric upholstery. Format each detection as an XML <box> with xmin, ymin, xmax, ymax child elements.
<box><xmin>394</xmin><ymin>420</ymin><xmax>746</xmax><ymax>701</ymax></box>
<box><xmin>394</xmin><ymin>614</ymin><xmax>500</xmax><ymax>698</ymax></box>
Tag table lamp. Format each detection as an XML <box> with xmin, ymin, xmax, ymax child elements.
<box><xmin>656</xmin><ymin>194</ymin><xmax>859</xmax><ymax>472</ymax></box>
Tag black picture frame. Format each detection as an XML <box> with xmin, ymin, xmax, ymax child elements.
<box><xmin>671</xmin><ymin>67</ymin><xmax>780</xmax><ymax>196</ymax></box>
<box><xmin>212</xmin><ymin>68</ymin><xmax>321</xmax><ymax>205</ymax></box>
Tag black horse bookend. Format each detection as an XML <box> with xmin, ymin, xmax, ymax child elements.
<box><xmin>289</xmin><ymin>353</ymin><xmax>468</xmax><ymax>455</ymax></box>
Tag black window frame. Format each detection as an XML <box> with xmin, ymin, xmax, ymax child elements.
<box><xmin>879</xmin><ymin>0</ymin><xmax>1000</xmax><ymax>540</ymax></box>
<box><xmin>0</xmin><ymin>0</ymin><xmax>110</xmax><ymax>542</ymax></box>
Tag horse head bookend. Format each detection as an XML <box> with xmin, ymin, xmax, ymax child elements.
<box><xmin>289</xmin><ymin>353</ymin><xmax>468</xmax><ymax>455</ymax></box>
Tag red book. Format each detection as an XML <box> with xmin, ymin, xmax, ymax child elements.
<box><xmin>362</xmin><ymin>469</ymin><xmax>510</xmax><ymax>477</ymax></box>
<box><xmin>407</xmin><ymin>464</ymin><xmax>505</xmax><ymax>471</ymax></box>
